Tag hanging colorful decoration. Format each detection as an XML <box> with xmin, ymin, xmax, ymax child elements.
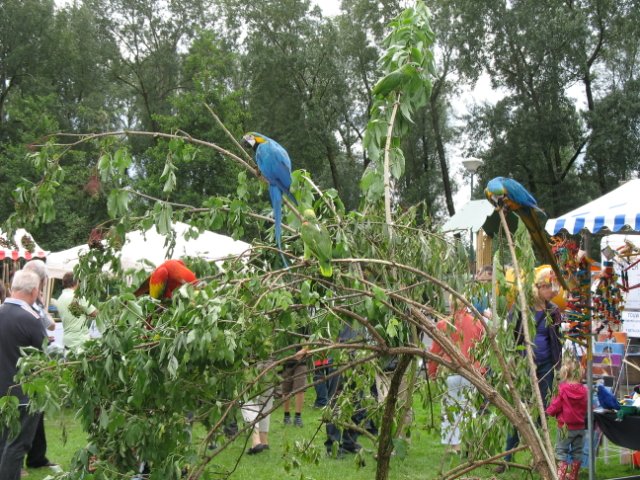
<box><xmin>551</xmin><ymin>236</ymin><xmax>597</xmax><ymax>339</ymax></box>
<box><xmin>592</xmin><ymin>260</ymin><xmax>625</xmax><ymax>335</ymax></box>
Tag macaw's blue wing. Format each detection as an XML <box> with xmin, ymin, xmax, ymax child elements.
<box><xmin>501</xmin><ymin>177</ymin><xmax>539</xmax><ymax>209</ymax></box>
<box><xmin>256</xmin><ymin>140</ymin><xmax>296</xmax><ymax>204</ymax></box>
<box><xmin>485</xmin><ymin>176</ymin><xmax>541</xmax><ymax>212</ymax></box>
<box><xmin>598</xmin><ymin>385</ymin><xmax>620</xmax><ymax>411</ymax></box>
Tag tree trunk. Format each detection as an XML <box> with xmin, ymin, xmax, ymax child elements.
<box><xmin>375</xmin><ymin>354</ymin><xmax>412</xmax><ymax>480</ymax></box>
<box><xmin>429</xmin><ymin>95</ymin><xmax>455</xmax><ymax>216</ymax></box>
<box><xmin>325</xmin><ymin>140</ymin><xmax>341</xmax><ymax>193</ymax></box>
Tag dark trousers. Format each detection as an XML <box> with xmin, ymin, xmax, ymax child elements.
<box><xmin>504</xmin><ymin>360</ymin><xmax>555</xmax><ymax>461</ymax></box>
<box><xmin>25</xmin><ymin>413</ymin><xmax>49</xmax><ymax>467</ymax></box>
<box><xmin>313</xmin><ymin>364</ymin><xmax>338</xmax><ymax>407</ymax></box>
<box><xmin>0</xmin><ymin>406</ymin><xmax>40</xmax><ymax>480</ymax></box>
<box><xmin>324</xmin><ymin>375</ymin><xmax>366</xmax><ymax>454</ymax></box>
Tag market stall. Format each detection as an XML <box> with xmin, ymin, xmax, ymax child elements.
<box><xmin>546</xmin><ymin>179</ymin><xmax>640</xmax><ymax>480</ymax></box>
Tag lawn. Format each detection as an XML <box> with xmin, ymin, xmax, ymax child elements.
<box><xmin>24</xmin><ymin>397</ymin><xmax>640</xmax><ymax>480</ymax></box>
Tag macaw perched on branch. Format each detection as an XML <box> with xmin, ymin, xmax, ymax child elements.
<box><xmin>134</xmin><ymin>259</ymin><xmax>198</xmax><ymax>300</ymax></box>
<box><xmin>300</xmin><ymin>209</ymin><xmax>333</xmax><ymax>277</ymax></box>
<box><xmin>485</xmin><ymin>176</ymin><xmax>569</xmax><ymax>291</ymax></box>
<box><xmin>243</xmin><ymin>132</ymin><xmax>297</xmax><ymax>266</ymax></box>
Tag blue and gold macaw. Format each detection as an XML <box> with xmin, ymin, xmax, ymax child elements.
<box><xmin>485</xmin><ymin>176</ymin><xmax>569</xmax><ymax>291</ymax></box>
<box><xmin>243</xmin><ymin>132</ymin><xmax>297</xmax><ymax>266</ymax></box>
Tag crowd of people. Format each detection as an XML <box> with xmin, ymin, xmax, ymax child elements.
<box><xmin>0</xmin><ymin>260</ymin><xmax>592</xmax><ymax>480</ymax></box>
<box><xmin>0</xmin><ymin>261</ymin><xmax>96</xmax><ymax>479</ymax></box>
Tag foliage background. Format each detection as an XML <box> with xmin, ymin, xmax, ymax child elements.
<box><xmin>2</xmin><ymin>1</ymin><xmax>640</xmax><ymax>479</ymax></box>
<box><xmin>3</xmin><ymin>0</ymin><xmax>640</xmax><ymax>250</ymax></box>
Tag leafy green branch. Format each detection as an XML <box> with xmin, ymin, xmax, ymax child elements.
<box><xmin>363</xmin><ymin>1</ymin><xmax>436</xmax><ymax>226</ymax></box>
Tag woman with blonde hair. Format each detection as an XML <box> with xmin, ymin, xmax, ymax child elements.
<box><xmin>495</xmin><ymin>265</ymin><xmax>564</xmax><ymax>473</ymax></box>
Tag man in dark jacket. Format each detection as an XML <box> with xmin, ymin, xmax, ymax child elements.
<box><xmin>0</xmin><ymin>270</ymin><xmax>47</xmax><ymax>480</ymax></box>
<box><xmin>23</xmin><ymin>260</ymin><xmax>57</xmax><ymax>470</ymax></box>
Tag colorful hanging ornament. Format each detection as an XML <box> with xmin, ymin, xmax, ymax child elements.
<box><xmin>592</xmin><ymin>260</ymin><xmax>625</xmax><ymax>336</ymax></box>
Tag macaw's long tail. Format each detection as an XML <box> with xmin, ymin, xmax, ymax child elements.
<box><xmin>269</xmin><ymin>185</ymin><xmax>289</xmax><ymax>267</ymax></box>
<box><xmin>516</xmin><ymin>208</ymin><xmax>569</xmax><ymax>291</ymax></box>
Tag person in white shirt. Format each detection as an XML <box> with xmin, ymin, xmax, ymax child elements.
<box><xmin>55</xmin><ymin>272</ymin><xmax>96</xmax><ymax>353</ymax></box>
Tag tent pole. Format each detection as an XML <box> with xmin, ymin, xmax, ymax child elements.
<box><xmin>583</xmin><ymin>231</ymin><xmax>595</xmax><ymax>480</ymax></box>
<box><xmin>587</xmin><ymin>333</ymin><xmax>595</xmax><ymax>480</ymax></box>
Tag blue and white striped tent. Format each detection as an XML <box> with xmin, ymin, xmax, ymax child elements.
<box><xmin>545</xmin><ymin>179</ymin><xmax>640</xmax><ymax>235</ymax></box>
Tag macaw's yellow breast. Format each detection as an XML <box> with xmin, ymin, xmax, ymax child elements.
<box><xmin>149</xmin><ymin>280</ymin><xmax>166</xmax><ymax>299</ymax></box>
<box><xmin>149</xmin><ymin>266</ymin><xmax>169</xmax><ymax>299</ymax></box>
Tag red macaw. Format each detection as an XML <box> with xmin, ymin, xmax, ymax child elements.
<box><xmin>134</xmin><ymin>259</ymin><xmax>197</xmax><ymax>300</ymax></box>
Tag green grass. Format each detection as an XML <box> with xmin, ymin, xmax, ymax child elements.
<box><xmin>24</xmin><ymin>398</ymin><xmax>640</xmax><ymax>480</ymax></box>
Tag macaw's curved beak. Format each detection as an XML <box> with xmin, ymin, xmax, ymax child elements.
<box><xmin>242</xmin><ymin>134</ymin><xmax>254</xmax><ymax>148</ymax></box>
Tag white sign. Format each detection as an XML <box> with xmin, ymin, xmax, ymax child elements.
<box><xmin>621</xmin><ymin>310</ymin><xmax>640</xmax><ymax>338</ymax></box>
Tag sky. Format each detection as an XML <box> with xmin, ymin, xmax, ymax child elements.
<box><xmin>312</xmin><ymin>0</ymin><xmax>341</xmax><ymax>17</ymax></box>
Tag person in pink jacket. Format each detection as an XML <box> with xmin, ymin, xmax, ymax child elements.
<box><xmin>427</xmin><ymin>306</ymin><xmax>485</xmax><ymax>453</ymax></box>
<box><xmin>546</xmin><ymin>358</ymin><xmax>587</xmax><ymax>480</ymax></box>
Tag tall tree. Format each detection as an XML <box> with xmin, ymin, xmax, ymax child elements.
<box><xmin>0</xmin><ymin>0</ymin><xmax>55</xmax><ymax>130</ymax></box>
<box><xmin>234</xmin><ymin>0</ymin><xmax>350</xmax><ymax>198</ymax></box>
<box><xmin>452</xmin><ymin>0</ymin><xmax>640</xmax><ymax>214</ymax></box>
<box><xmin>0</xmin><ymin>1</ymin><xmax>118</xmax><ymax>247</ymax></box>
<box><xmin>84</xmin><ymin>0</ymin><xmax>215</xmax><ymax>133</ymax></box>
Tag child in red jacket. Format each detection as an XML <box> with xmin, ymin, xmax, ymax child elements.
<box><xmin>546</xmin><ymin>358</ymin><xmax>587</xmax><ymax>480</ymax></box>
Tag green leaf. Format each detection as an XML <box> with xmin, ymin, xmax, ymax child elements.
<box><xmin>107</xmin><ymin>189</ymin><xmax>130</xmax><ymax>218</ymax></box>
<box><xmin>386</xmin><ymin>317</ymin><xmax>400</xmax><ymax>338</ymax></box>
<box><xmin>168</xmin><ymin>355</ymin><xmax>179</xmax><ymax>378</ymax></box>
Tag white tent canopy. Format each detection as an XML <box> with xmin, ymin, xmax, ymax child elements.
<box><xmin>441</xmin><ymin>199</ymin><xmax>495</xmax><ymax>233</ymax></box>
<box><xmin>46</xmin><ymin>222</ymin><xmax>251</xmax><ymax>279</ymax></box>
<box><xmin>545</xmin><ymin>179</ymin><xmax>640</xmax><ymax>235</ymax></box>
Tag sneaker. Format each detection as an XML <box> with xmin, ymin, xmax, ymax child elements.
<box><xmin>293</xmin><ymin>416</ymin><xmax>303</xmax><ymax>427</ymax></box>
<box><xmin>284</xmin><ymin>415</ymin><xmax>292</xmax><ymax>425</ymax></box>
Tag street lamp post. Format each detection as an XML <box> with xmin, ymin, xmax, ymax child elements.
<box><xmin>462</xmin><ymin>157</ymin><xmax>484</xmax><ymax>200</ymax></box>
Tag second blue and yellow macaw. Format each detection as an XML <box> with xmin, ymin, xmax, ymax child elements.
<box><xmin>485</xmin><ymin>176</ymin><xmax>569</xmax><ymax>291</ymax></box>
<box><xmin>243</xmin><ymin>132</ymin><xmax>297</xmax><ymax>266</ymax></box>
